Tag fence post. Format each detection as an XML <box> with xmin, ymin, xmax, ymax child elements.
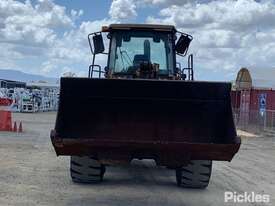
<box><xmin>272</xmin><ymin>111</ymin><xmax>274</xmax><ymax>131</ymax></box>
<box><xmin>263</xmin><ymin>111</ymin><xmax>266</xmax><ymax>131</ymax></box>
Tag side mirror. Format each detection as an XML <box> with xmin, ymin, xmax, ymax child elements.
<box><xmin>93</xmin><ymin>34</ymin><xmax>105</xmax><ymax>54</ymax></box>
<box><xmin>175</xmin><ymin>34</ymin><xmax>192</xmax><ymax>55</ymax></box>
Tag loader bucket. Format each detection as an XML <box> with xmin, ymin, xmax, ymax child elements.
<box><xmin>51</xmin><ymin>78</ymin><xmax>240</xmax><ymax>166</ymax></box>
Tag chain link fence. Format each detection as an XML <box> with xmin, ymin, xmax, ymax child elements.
<box><xmin>233</xmin><ymin>108</ymin><xmax>275</xmax><ymax>134</ymax></box>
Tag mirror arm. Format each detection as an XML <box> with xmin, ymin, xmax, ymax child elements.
<box><xmin>88</xmin><ymin>34</ymin><xmax>93</xmax><ymax>54</ymax></box>
<box><xmin>176</xmin><ymin>52</ymin><xmax>186</xmax><ymax>57</ymax></box>
<box><xmin>176</xmin><ymin>30</ymin><xmax>193</xmax><ymax>41</ymax></box>
<box><xmin>88</xmin><ymin>31</ymin><xmax>104</xmax><ymax>55</ymax></box>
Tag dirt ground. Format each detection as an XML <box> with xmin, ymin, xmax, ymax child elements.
<box><xmin>0</xmin><ymin>112</ymin><xmax>274</xmax><ymax>206</ymax></box>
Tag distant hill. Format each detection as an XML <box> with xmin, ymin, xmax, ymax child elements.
<box><xmin>0</xmin><ymin>69</ymin><xmax>58</xmax><ymax>84</ymax></box>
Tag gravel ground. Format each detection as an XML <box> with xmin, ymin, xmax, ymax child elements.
<box><xmin>0</xmin><ymin>112</ymin><xmax>274</xmax><ymax>206</ymax></box>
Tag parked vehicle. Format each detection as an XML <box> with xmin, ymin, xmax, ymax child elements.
<box><xmin>51</xmin><ymin>24</ymin><xmax>241</xmax><ymax>188</ymax></box>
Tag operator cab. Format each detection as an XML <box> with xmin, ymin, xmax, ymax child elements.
<box><xmin>108</xmin><ymin>29</ymin><xmax>174</xmax><ymax>78</ymax></box>
<box><xmin>88</xmin><ymin>24</ymin><xmax>194</xmax><ymax>80</ymax></box>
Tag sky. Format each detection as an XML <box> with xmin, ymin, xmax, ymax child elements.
<box><xmin>1</xmin><ymin>0</ymin><xmax>275</xmax><ymax>81</ymax></box>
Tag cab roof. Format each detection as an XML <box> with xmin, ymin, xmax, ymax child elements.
<box><xmin>106</xmin><ymin>24</ymin><xmax>176</xmax><ymax>32</ymax></box>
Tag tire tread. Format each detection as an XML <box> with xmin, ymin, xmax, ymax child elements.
<box><xmin>70</xmin><ymin>156</ymin><xmax>105</xmax><ymax>183</ymax></box>
<box><xmin>176</xmin><ymin>160</ymin><xmax>212</xmax><ymax>189</ymax></box>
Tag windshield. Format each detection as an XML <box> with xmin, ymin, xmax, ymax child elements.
<box><xmin>108</xmin><ymin>31</ymin><xmax>174</xmax><ymax>76</ymax></box>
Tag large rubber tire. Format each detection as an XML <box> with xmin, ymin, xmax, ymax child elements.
<box><xmin>70</xmin><ymin>156</ymin><xmax>106</xmax><ymax>183</ymax></box>
<box><xmin>176</xmin><ymin>160</ymin><xmax>212</xmax><ymax>189</ymax></box>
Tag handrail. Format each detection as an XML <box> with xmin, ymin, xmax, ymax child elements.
<box><xmin>182</xmin><ymin>54</ymin><xmax>194</xmax><ymax>81</ymax></box>
<box><xmin>87</xmin><ymin>32</ymin><xmax>108</xmax><ymax>79</ymax></box>
<box><xmin>88</xmin><ymin>64</ymin><xmax>105</xmax><ymax>78</ymax></box>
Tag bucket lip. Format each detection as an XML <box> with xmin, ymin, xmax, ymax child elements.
<box><xmin>51</xmin><ymin>128</ymin><xmax>241</xmax><ymax>145</ymax></box>
<box><xmin>50</xmin><ymin>129</ymin><xmax>241</xmax><ymax>162</ymax></box>
<box><xmin>60</xmin><ymin>77</ymin><xmax>233</xmax><ymax>85</ymax></box>
<box><xmin>60</xmin><ymin>77</ymin><xmax>232</xmax><ymax>85</ymax></box>
<box><xmin>59</xmin><ymin>77</ymin><xmax>233</xmax><ymax>101</ymax></box>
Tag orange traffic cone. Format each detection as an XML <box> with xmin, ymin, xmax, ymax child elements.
<box><xmin>0</xmin><ymin>111</ymin><xmax>12</xmax><ymax>131</ymax></box>
<box><xmin>18</xmin><ymin>121</ymin><xmax>23</xmax><ymax>133</ymax></box>
<box><xmin>13</xmin><ymin>121</ymin><xmax>17</xmax><ymax>132</ymax></box>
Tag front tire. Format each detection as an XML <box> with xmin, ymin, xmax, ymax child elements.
<box><xmin>70</xmin><ymin>156</ymin><xmax>105</xmax><ymax>183</ymax></box>
<box><xmin>176</xmin><ymin>160</ymin><xmax>212</xmax><ymax>189</ymax></box>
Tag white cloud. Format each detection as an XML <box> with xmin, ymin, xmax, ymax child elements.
<box><xmin>48</xmin><ymin>18</ymin><xmax>115</xmax><ymax>69</ymax></box>
<box><xmin>109</xmin><ymin>0</ymin><xmax>137</xmax><ymax>20</ymax></box>
<box><xmin>0</xmin><ymin>0</ymin><xmax>77</xmax><ymax>48</ymax></box>
<box><xmin>2</xmin><ymin>0</ymin><xmax>275</xmax><ymax>81</ymax></box>
<box><xmin>146</xmin><ymin>0</ymin><xmax>275</xmax><ymax>79</ymax></box>
<box><xmin>141</xmin><ymin>0</ymin><xmax>192</xmax><ymax>6</ymax></box>
<box><xmin>0</xmin><ymin>0</ymin><xmax>115</xmax><ymax>77</ymax></box>
<box><xmin>138</xmin><ymin>0</ymin><xmax>215</xmax><ymax>7</ymax></box>
<box><xmin>41</xmin><ymin>60</ymin><xmax>57</xmax><ymax>74</ymax></box>
<box><xmin>147</xmin><ymin>0</ymin><xmax>275</xmax><ymax>31</ymax></box>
